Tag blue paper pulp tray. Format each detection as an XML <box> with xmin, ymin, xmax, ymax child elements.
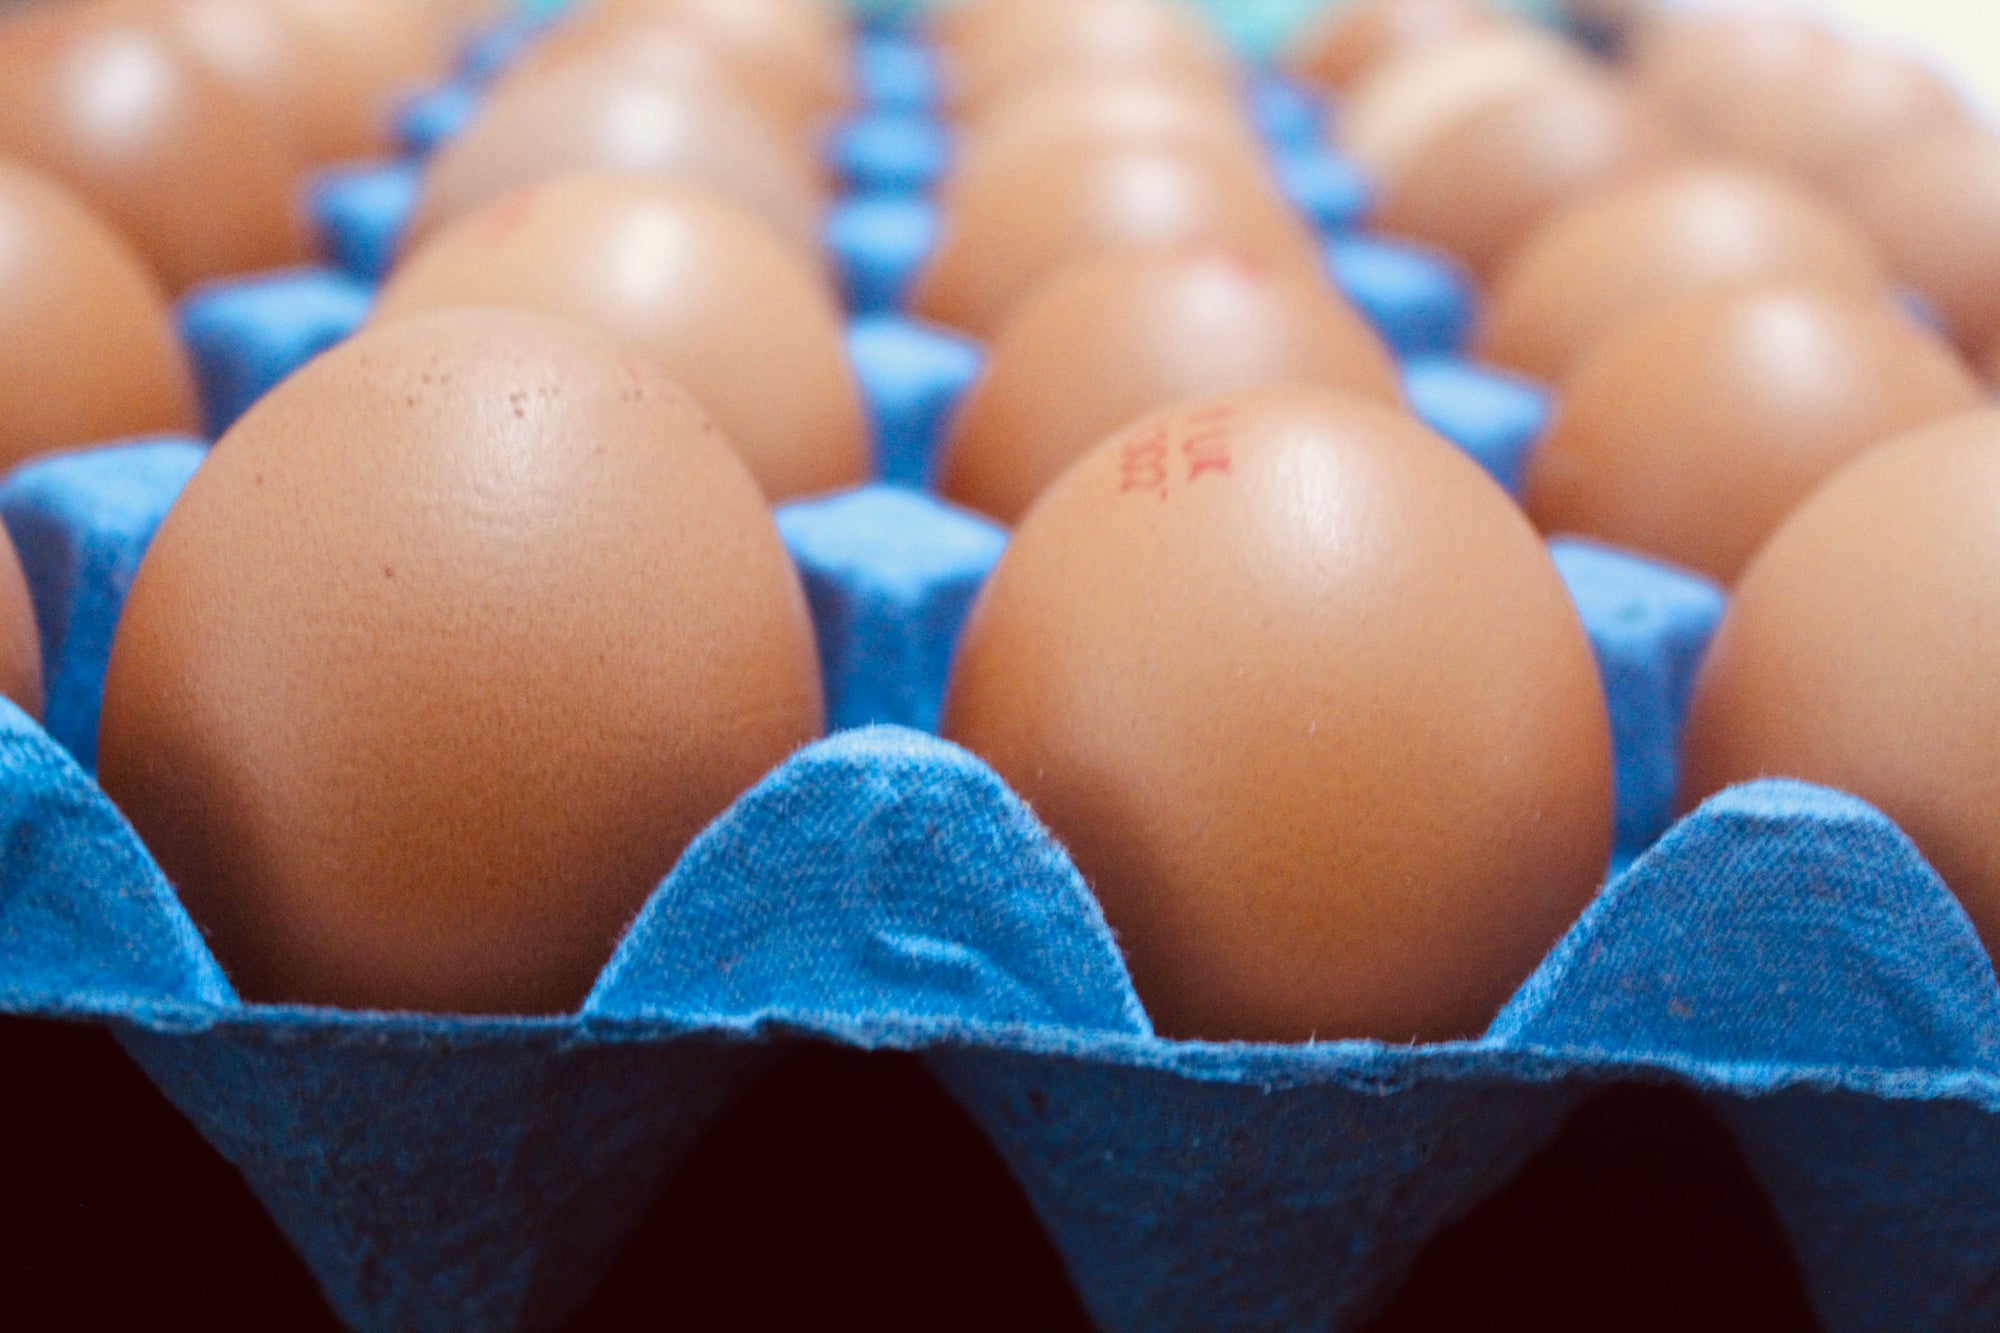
<box><xmin>6</xmin><ymin>434</ymin><xmax>1994</xmax><ymax>1333</ymax></box>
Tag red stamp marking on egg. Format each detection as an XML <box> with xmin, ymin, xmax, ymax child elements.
<box><xmin>1118</xmin><ymin>424</ymin><xmax>1171</xmax><ymax>500</ymax></box>
<box><xmin>1180</xmin><ymin>404</ymin><xmax>1236</xmax><ymax>482</ymax></box>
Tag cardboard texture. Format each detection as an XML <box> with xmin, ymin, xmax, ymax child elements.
<box><xmin>0</xmin><ymin>15</ymin><xmax>1992</xmax><ymax>1333</ymax></box>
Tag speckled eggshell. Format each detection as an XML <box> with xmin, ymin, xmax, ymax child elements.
<box><xmin>1680</xmin><ymin>410</ymin><xmax>2000</xmax><ymax>955</ymax></box>
<box><xmin>377</xmin><ymin>173</ymin><xmax>867</xmax><ymax>502</ymax></box>
<box><xmin>0</xmin><ymin>159</ymin><xmax>198</xmax><ymax>466</ymax></box>
<box><xmin>0</xmin><ymin>3</ymin><xmax>308</xmax><ymax>291</ymax></box>
<box><xmin>938</xmin><ymin>247</ymin><xmax>1401</xmax><ymax>524</ymax></box>
<box><xmin>1282</xmin><ymin>0</ymin><xmax>1505</xmax><ymax>94</ymax></box>
<box><xmin>0</xmin><ymin>523</ymin><xmax>41</xmax><ymax>720</ymax></box>
<box><xmin>1632</xmin><ymin>10</ymin><xmax>1964</xmax><ymax>192</ymax></box>
<box><xmin>1525</xmin><ymin>282</ymin><xmax>1983</xmax><ymax>585</ymax></box>
<box><xmin>96</xmin><ymin>308</ymin><xmax>825</xmax><ymax>1014</ymax></box>
<box><xmin>911</xmin><ymin>141</ymin><xmax>1324</xmax><ymax>337</ymax></box>
<box><xmin>941</xmin><ymin>384</ymin><xmax>1614</xmax><ymax>1043</ymax></box>
<box><xmin>408</xmin><ymin>56</ymin><xmax>823</xmax><ymax>254</ymax></box>
<box><xmin>1842</xmin><ymin>125</ymin><xmax>2000</xmax><ymax>360</ymax></box>
<box><xmin>1370</xmin><ymin>72</ymin><xmax>1684</xmax><ymax>280</ymax></box>
<box><xmin>1479</xmin><ymin>164</ymin><xmax>1890</xmax><ymax>382</ymax></box>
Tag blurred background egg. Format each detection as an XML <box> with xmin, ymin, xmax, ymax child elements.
<box><xmin>1680</xmin><ymin>410</ymin><xmax>2000</xmax><ymax>954</ymax></box>
<box><xmin>0</xmin><ymin>1</ymin><xmax>308</xmax><ymax>291</ymax></box>
<box><xmin>376</xmin><ymin>173</ymin><xmax>867</xmax><ymax>502</ymax></box>
<box><xmin>937</xmin><ymin>246</ymin><xmax>1400</xmax><ymax>523</ymax></box>
<box><xmin>0</xmin><ymin>158</ymin><xmax>197</xmax><ymax>467</ymax></box>
<box><xmin>97</xmin><ymin>308</ymin><xmax>825</xmax><ymax>1014</ymax></box>
<box><xmin>1841</xmin><ymin>124</ymin><xmax>2000</xmax><ymax>361</ymax></box>
<box><xmin>0</xmin><ymin>523</ymin><xmax>40</xmax><ymax>721</ymax></box>
<box><xmin>1283</xmin><ymin>0</ymin><xmax>1508</xmax><ymax>95</ymax></box>
<box><xmin>945</xmin><ymin>0</ymin><xmax>1238</xmax><ymax>114</ymax></box>
<box><xmin>1630</xmin><ymin>9</ymin><xmax>1965</xmax><ymax>193</ymax></box>
<box><xmin>138</xmin><ymin>0</ymin><xmax>448</xmax><ymax>166</ymax></box>
<box><xmin>408</xmin><ymin>56</ymin><xmax>823</xmax><ymax>253</ymax></box>
<box><xmin>1479</xmin><ymin>163</ymin><xmax>1891</xmax><ymax>382</ymax></box>
<box><xmin>952</xmin><ymin>71</ymin><xmax>1265</xmax><ymax>179</ymax></box>
<box><xmin>1524</xmin><ymin>281</ymin><xmax>1981</xmax><ymax>585</ymax></box>
<box><xmin>911</xmin><ymin>140</ymin><xmax>1323</xmax><ymax>335</ymax></box>
<box><xmin>1367</xmin><ymin>68</ymin><xmax>1684</xmax><ymax>279</ymax></box>
<box><xmin>941</xmin><ymin>384</ymin><xmax>1613</xmax><ymax>1043</ymax></box>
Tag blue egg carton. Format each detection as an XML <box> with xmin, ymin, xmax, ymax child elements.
<box><xmin>6</xmin><ymin>15</ymin><xmax>1997</xmax><ymax>1333</ymax></box>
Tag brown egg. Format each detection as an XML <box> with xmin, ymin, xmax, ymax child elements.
<box><xmin>139</xmin><ymin>0</ymin><xmax>446</xmax><ymax>165</ymax></box>
<box><xmin>941</xmin><ymin>385</ymin><xmax>1613</xmax><ymax>1043</ymax></box>
<box><xmin>938</xmin><ymin>247</ymin><xmax>1401</xmax><ymax>524</ymax></box>
<box><xmin>409</xmin><ymin>57</ymin><xmax>822</xmax><ymax>254</ymax></box>
<box><xmin>505</xmin><ymin>11</ymin><xmax>834</xmax><ymax>144</ymax></box>
<box><xmin>1282</xmin><ymin>0</ymin><xmax>1504</xmax><ymax>94</ymax></box>
<box><xmin>1479</xmin><ymin>164</ymin><xmax>1890</xmax><ymax>382</ymax></box>
<box><xmin>0</xmin><ymin>160</ymin><xmax>198</xmax><ymax>466</ymax></box>
<box><xmin>1679</xmin><ymin>410</ymin><xmax>2000</xmax><ymax>952</ymax></box>
<box><xmin>1369</xmin><ymin>72</ymin><xmax>1684</xmax><ymax>279</ymax></box>
<box><xmin>585</xmin><ymin>0</ymin><xmax>850</xmax><ymax>120</ymax></box>
<box><xmin>0</xmin><ymin>4</ymin><xmax>308</xmax><ymax>291</ymax></box>
<box><xmin>1338</xmin><ymin>26</ymin><xmax>1588</xmax><ymax>181</ymax></box>
<box><xmin>0</xmin><ymin>524</ymin><xmax>41</xmax><ymax>720</ymax></box>
<box><xmin>1525</xmin><ymin>283</ymin><xmax>1982</xmax><ymax>586</ymax></box>
<box><xmin>955</xmin><ymin>70</ymin><xmax>1260</xmax><ymax>168</ymax></box>
<box><xmin>1842</xmin><ymin>125</ymin><xmax>2000</xmax><ymax>360</ymax></box>
<box><xmin>947</xmin><ymin>0</ymin><xmax>1238</xmax><ymax>114</ymax></box>
<box><xmin>97</xmin><ymin>308</ymin><xmax>824</xmax><ymax>1014</ymax></box>
<box><xmin>910</xmin><ymin>142</ymin><xmax>1325</xmax><ymax>337</ymax></box>
<box><xmin>1632</xmin><ymin>11</ymin><xmax>1963</xmax><ymax>192</ymax></box>
<box><xmin>377</xmin><ymin>173</ymin><xmax>867</xmax><ymax>502</ymax></box>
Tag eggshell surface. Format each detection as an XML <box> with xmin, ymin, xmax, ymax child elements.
<box><xmin>1525</xmin><ymin>283</ymin><xmax>1982</xmax><ymax>585</ymax></box>
<box><xmin>0</xmin><ymin>4</ymin><xmax>308</xmax><ymax>290</ymax></box>
<box><xmin>1680</xmin><ymin>411</ymin><xmax>2000</xmax><ymax>955</ymax></box>
<box><xmin>938</xmin><ymin>248</ymin><xmax>1400</xmax><ymax>524</ymax></box>
<box><xmin>1479</xmin><ymin>165</ymin><xmax>1890</xmax><ymax>382</ymax></box>
<box><xmin>953</xmin><ymin>73</ymin><xmax>1264</xmax><ymax>182</ymax></box>
<box><xmin>941</xmin><ymin>385</ymin><xmax>1614</xmax><ymax>1043</ymax></box>
<box><xmin>409</xmin><ymin>59</ymin><xmax>822</xmax><ymax>253</ymax></box>
<box><xmin>1843</xmin><ymin>126</ymin><xmax>2000</xmax><ymax>359</ymax></box>
<box><xmin>946</xmin><ymin>0</ymin><xmax>1237</xmax><ymax>113</ymax></box>
<box><xmin>377</xmin><ymin>174</ymin><xmax>867</xmax><ymax>502</ymax></box>
<box><xmin>0</xmin><ymin>525</ymin><xmax>41</xmax><ymax>720</ymax></box>
<box><xmin>1370</xmin><ymin>73</ymin><xmax>1683</xmax><ymax>279</ymax></box>
<box><xmin>0</xmin><ymin>160</ymin><xmax>198</xmax><ymax>465</ymax></box>
<box><xmin>1283</xmin><ymin>0</ymin><xmax>1503</xmax><ymax>93</ymax></box>
<box><xmin>96</xmin><ymin>309</ymin><xmax>825</xmax><ymax>1014</ymax></box>
<box><xmin>911</xmin><ymin>143</ymin><xmax>1323</xmax><ymax>336</ymax></box>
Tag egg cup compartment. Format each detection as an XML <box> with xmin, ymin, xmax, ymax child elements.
<box><xmin>309</xmin><ymin>160</ymin><xmax>424</xmax><ymax>286</ymax></box>
<box><xmin>0</xmin><ymin>503</ymin><xmax>1993</xmax><ymax>1333</ymax></box>
<box><xmin>177</xmin><ymin>268</ymin><xmax>375</xmax><ymax>438</ymax></box>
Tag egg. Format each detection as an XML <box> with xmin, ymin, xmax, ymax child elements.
<box><xmin>910</xmin><ymin>142</ymin><xmax>1324</xmax><ymax>336</ymax></box>
<box><xmin>1679</xmin><ymin>410</ymin><xmax>2000</xmax><ymax>953</ymax></box>
<box><xmin>946</xmin><ymin>0</ymin><xmax>1238</xmax><ymax>114</ymax></box>
<box><xmin>1841</xmin><ymin>125</ymin><xmax>2000</xmax><ymax>360</ymax></box>
<box><xmin>409</xmin><ymin>56</ymin><xmax>823</xmax><ymax>254</ymax></box>
<box><xmin>938</xmin><ymin>247</ymin><xmax>1400</xmax><ymax>524</ymax></box>
<box><xmin>1282</xmin><ymin>0</ymin><xmax>1505</xmax><ymax>94</ymax></box>
<box><xmin>96</xmin><ymin>308</ymin><xmax>825</xmax><ymax>1014</ymax></box>
<box><xmin>941</xmin><ymin>385</ymin><xmax>1613</xmax><ymax>1043</ymax></box>
<box><xmin>0</xmin><ymin>160</ymin><xmax>198</xmax><ymax>467</ymax></box>
<box><xmin>1338</xmin><ymin>27</ymin><xmax>1588</xmax><ymax>181</ymax></box>
<box><xmin>1368</xmin><ymin>72</ymin><xmax>1684</xmax><ymax>280</ymax></box>
<box><xmin>1479</xmin><ymin>164</ymin><xmax>1890</xmax><ymax>382</ymax></box>
<box><xmin>140</xmin><ymin>0</ymin><xmax>447</xmax><ymax>165</ymax></box>
<box><xmin>0</xmin><ymin>523</ymin><xmax>41</xmax><ymax>720</ymax></box>
<box><xmin>0</xmin><ymin>3</ymin><xmax>308</xmax><ymax>291</ymax></box>
<box><xmin>1525</xmin><ymin>283</ymin><xmax>1982</xmax><ymax>586</ymax></box>
<box><xmin>954</xmin><ymin>71</ymin><xmax>1263</xmax><ymax>176</ymax></box>
<box><xmin>377</xmin><ymin>173</ymin><xmax>867</xmax><ymax>502</ymax></box>
<box><xmin>505</xmin><ymin>9</ymin><xmax>837</xmax><ymax>144</ymax></box>
<box><xmin>1632</xmin><ymin>11</ymin><xmax>1964</xmax><ymax>192</ymax></box>
<box><xmin>583</xmin><ymin>0</ymin><xmax>850</xmax><ymax>122</ymax></box>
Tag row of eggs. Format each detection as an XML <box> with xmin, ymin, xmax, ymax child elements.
<box><xmin>0</xmin><ymin>0</ymin><xmax>1993</xmax><ymax>1053</ymax></box>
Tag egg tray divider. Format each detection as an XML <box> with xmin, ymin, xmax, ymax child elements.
<box><xmin>6</xmin><ymin>18</ymin><xmax>1997</xmax><ymax>1333</ymax></box>
<box><xmin>4</xmin><ymin>435</ymin><xmax>1999</xmax><ymax>1333</ymax></box>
